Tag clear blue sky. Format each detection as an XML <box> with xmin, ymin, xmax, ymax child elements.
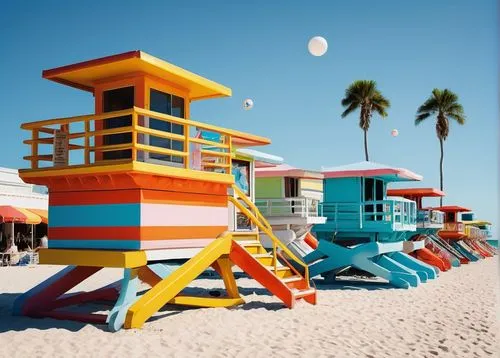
<box><xmin>1</xmin><ymin>0</ymin><xmax>498</xmax><ymax>235</ymax></box>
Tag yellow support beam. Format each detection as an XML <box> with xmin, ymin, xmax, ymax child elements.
<box><xmin>125</xmin><ymin>232</ymin><xmax>233</xmax><ymax>329</ymax></box>
<box><xmin>168</xmin><ymin>296</ymin><xmax>244</xmax><ymax>308</ymax></box>
<box><xmin>38</xmin><ymin>248</ymin><xmax>147</xmax><ymax>268</ymax></box>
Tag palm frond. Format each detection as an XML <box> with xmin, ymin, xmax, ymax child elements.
<box><xmin>341</xmin><ymin>102</ymin><xmax>359</xmax><ymax>118</ymax></box>
<box><xmin>415</xmin><ymin>112</ymin><xmax>431</xmax><ymax>125</ymax></box>
<box><xmin>416</xmin><ymin>96</ymin><xmax>438</xmax><ymax>115</ymax></box>
<box><xmin>448</xmin><ymin>112</ymin><xmax>466</xmax><ymax>125</ymax></box>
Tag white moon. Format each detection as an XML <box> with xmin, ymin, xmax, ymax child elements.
<box><xmin>391</xmin><ymin>129</ymin><xmax>399</xmax><ymax>137</ymax></box>
<box><xmin>308</xmin><ymin>36</ymin><xmax>328</xmax><ymax>56</ymax></box>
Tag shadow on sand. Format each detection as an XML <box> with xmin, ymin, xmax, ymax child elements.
<box><xmin>313</xmin><ymin>278</ymin><xmax>395</xmax><ymax>291</ymax></box>
<box><xmin>0</xmin><ymin>285</ymin><xmax>282</xmax><ymax>333</ymax></box>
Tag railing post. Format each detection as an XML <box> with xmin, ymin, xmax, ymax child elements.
<box><xmin>31</xmin><ymin>129</ymin><xmax>39</xmax><ymax>169</ymax></box>
<box><xmin>227</xmin><ymin>134</ymin><xmax>232</xmax><ymax>175</ymax></box>
<box><xmin>184</xmin><ymin>122</ymin><xmax>190</xmax><ymax>169</ymax></box>
<box><xmin>304</xmin><ymin>198</ymin><xmax>308</xmax><ymax>218</ymax></box>
<box><xmin>132</xmin><ymin>112</ymin><xmax>138</xmax><ymax>161</ymax></box>
<box><xmin>359</xmin><ymin>204</ymin><xmax>363</xmax><ymax>229</ymax></box>
<box><xmin>84</xmin><ymin>120</ymin><xmax>90</xmax><ymax>165</ymax></box>
<box><xmin>391</xmin><ymin>201</ymin><xmax>395</xmax><ymax>226</ymax></box>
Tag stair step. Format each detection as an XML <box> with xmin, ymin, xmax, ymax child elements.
<box><xmin>281</xmin><ymin>275</ymin><xmax>303</xmax><ymax>284</ymax></box>
<box><xmin>236</xmin><ymin>240</ymin><xmax>261</xmax><ymax>246</ymax></box>
<box><xmin>231</xmin><ymin>231</ymin><xmax>258</xmax><ymax>236</ymax></box>
<box><xmin>292</xmin><ymin>288</ymin><xmax>316</xmax><ymax>299</ymax></box>
<box><xmin>252</xmin><ymin>253</ymin><xmax>273</xmax><ymax>258</ymax></box>
<box><xmin>264</xmin><ymin>265</ymin><xmax>290</xmax><ymax>271</ymax></box>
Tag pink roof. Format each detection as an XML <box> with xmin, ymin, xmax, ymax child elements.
<box><xmin>255</xmin><ymin>164</ymin><xmax>323</xmax><ymax>179</ymax></box>
<box><xmin>321</xmin><ymin>161</ymin><xmax>422</xmax><ymax>182</ymax></box>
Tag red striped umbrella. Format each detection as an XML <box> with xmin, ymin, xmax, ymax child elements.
<box><xmin>0</xmin><ymin>206</ymin><xmax>41</xmax><ymax>224</ymax></box>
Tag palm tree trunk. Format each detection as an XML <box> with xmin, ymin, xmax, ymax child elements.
<box><xmin>364</xmin><ymin>129</ymin><xmax>369</xmax><ymax>161</ymax></box>
<box><xmin>439</xmin><ymin>137</ymin><xmax>444</xmax><ymax>206</ymax></box>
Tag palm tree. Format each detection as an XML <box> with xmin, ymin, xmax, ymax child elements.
<box><xmin>415</xmin><ymin>89</ymin><xmax>466</xmax><ymax>206</ymax></box>
<box><xmin>341</xmin><ymin>80</ymin><xmax>390</xmax><ymax>161</ymax></box>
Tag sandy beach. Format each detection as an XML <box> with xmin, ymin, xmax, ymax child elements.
<box><xmin>0</xmin><ymin>257</ymin><xmax>498</xmax><ymax>358</ymax></box>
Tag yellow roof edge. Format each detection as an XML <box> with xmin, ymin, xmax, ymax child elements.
<box><xmin>43</xmin><ymin>50</ymin><xmax>232</xmax><ymax>99</ymax></box>
<box><xmin>139</xmin><ymin>51</ymin><xmax>232</xmax><ymax>98</ymax></box>
<box><xmin>463</xmin><ymin>220</ymin><xmax>492</xmax><ymax>226</ymax></box>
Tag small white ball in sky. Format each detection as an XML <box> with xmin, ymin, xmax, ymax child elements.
<box><xmin>308</xmin><ymin>36</ymin><xmax>328</xmax><ymax>56</ymax></box>
<box><xmin>243</xmin><ymin>98</ymin><xmax>254</xmax><ymax>110</ymax></box>
<box><xmin>391</xmin><ymin>129</ymin><xmax>399</xmax><ymax>137</ymax></box>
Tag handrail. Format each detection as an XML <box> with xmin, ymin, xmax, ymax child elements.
<box><xmin>232</xmin><ymin>185</ymin><xmax>272</xmax><ymax>231</ymax></box>
<box><xmin>229</xmin><ymin>186</ymin><xmax>310</xmax><ymax>283</ymax></box>
<box><xmin>255</xmin><ymin>197</ymin><xmax>320</xmax><ymax>218</ymax></box>
<box><xmin>320</xmin><ymin>199</ymin><xmax>417</xmax><ymax>228</ymax></box>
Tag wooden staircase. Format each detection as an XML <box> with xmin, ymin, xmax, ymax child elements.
<box><xmin>229</xmin><ymin>231</ymin><xmax>316</xmax><ymax>307</ymax></box>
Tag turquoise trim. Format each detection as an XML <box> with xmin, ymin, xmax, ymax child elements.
<box><xmin>108</xmin><ymin>268</ymin><xmax>140</xmax><ymax>332</ymax></box>
<box><xmin>49</xmin><ymin>204</ymin><xmax>140</xmax><ymax>227</ymax></box>
<box><xmin>48</xmin><ymin>240</ymin><xmax>141</xmax><ymax>250</ymax></box>
<box><xmin>304</xmin><ymin>240</ymin><xmax>426</xmax><ymax>289</ymax></box>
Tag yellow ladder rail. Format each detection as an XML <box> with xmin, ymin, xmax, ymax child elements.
<box><xmin>228</xmin><ymin>193</ymin><xmax>310</xmax><ymax>283</ymax></box>
<box><xmin>232</xmin><ymin>185</ymin><xmax>272</xmax><ymax>231</ymax></box>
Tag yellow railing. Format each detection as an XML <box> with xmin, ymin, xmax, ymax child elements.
<box><xmin>464</xmin><ymin>225</ymin><xmax>482</xmax><ymax>240</ymax></box>
<box><xmin>20</xmin><ymin>107</ymin><xmax>268</xmax><ymax>175</ymax></box>
<box><xmin>229</xmin><ymin>185</ymin><xmax>310</xmax><ymax>283</ymax></box>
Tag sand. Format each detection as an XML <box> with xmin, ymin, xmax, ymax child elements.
<box><xmin>0</xmin><ymin>257</ymin><xmax>498</xmax><ymax>358</ymax></box>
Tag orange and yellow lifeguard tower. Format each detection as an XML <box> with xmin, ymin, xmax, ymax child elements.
<box><xmin>13</xmin><ymin>51</ymin><xmax>316</xmax><ymax>331</ymax></box>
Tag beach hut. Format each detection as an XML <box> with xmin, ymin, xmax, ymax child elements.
<box><xmin>460</xmin><ymin>212</ymin><xmax>496</xmax><ymax>256</ymax></box>
<box><xmin>253</xmin><ymin>163</ymin><xmax>327</xmax><ymax>260</ymax></box>
<box><xmin>305</xmin><ymin>161</ymin><xmax>437</xmax><ymax>288</ymax></box>
<box><xmin>385</xmin><ymin>188</ymin><xmax>463</xmax><ymax>270</ymax></box>
<box><xmin>13</xmin><ymin>51</ymin><xmax>316</xmax><ymax>331</ymax></box>
<box><xmin>433</xmin><ymin>206</ymin><xmax>485</xmax><ymax>262</ymax></box>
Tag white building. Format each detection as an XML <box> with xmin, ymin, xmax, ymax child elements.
<box><xmin>0</xmin><ymin>167</ymin><xmax>48</xmax><ymax>240</ymax></box>
<box><xmin>0</xmin><ymin>167</ymin><xmax>48</xmax><ymax>209</ymax></box>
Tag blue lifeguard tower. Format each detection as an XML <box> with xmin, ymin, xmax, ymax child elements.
<box><xmin>306</xmin><ymin>161</ymin><xmax>437</xmax><ymax>288</ymax></box>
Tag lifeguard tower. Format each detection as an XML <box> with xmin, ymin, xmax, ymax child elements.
<box><xmin>253</xmin><ymin>163</ymin><xmax>327</xmax><ymax>260</ymax></box>
<box><xmin>13</xmin><ymin>51</ymin><xmax>316</xmax><ymax>331</ymax></box>
<box><xmin>460</xmin><ymin>212</ymin><xmax>496</xmax><ymax>257</ymax></box>
<box><xmin>434</xmin><ymin>205</ymin><xmax>484</xmax><ymax>262</ymax></box>
<box><xmin>305</xmin><ymin>162</ymin><xmax>437</xmax><ymax>288</ymax></box>
<box><xmin>386</xmin><ymin>188</ymin><xmax>461</xmax><ymax>271</ymax></box>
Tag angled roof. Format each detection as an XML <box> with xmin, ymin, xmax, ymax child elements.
<box><xmin>256</xmin><ymin>164</ymin><xmax>323</xmax><ymax>179</ymax></box>
<box><xmin>236</xmin><ymin>149</ymin><xmax>284</xmax><ymax>167</ymax></box>
<box><xmin>431</xmin><ymin>205</ymin><xmax>471</xmax><ymax>213</ymax></box>
<box><xmin>386</xmin><ymin>188</ymin><xmax>445</xmax><ymax>198</ymax></box>
<box><xmin>321</xmin><ymin>161</ymin><xmax>422</xmax><ymax>182</ymax></box>
<box><xmin>42</xmin><ymin>50</ymin><xmax>232</xmax><ymax>100</ymax></box>
<box><xmin>462</xmin><ymin>220</ymin><xmax>492</xmax><ymax>226</ymax></box>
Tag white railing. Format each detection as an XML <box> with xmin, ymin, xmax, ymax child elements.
<box><xmin>255</xmin><ymin>197</ymin><xmax>320</xmax><ymax>218</ymax></box>
<box><xmin>417</xmin><ymin>209</ymin><xmax>445</xmax><ymax>228</ymax></box>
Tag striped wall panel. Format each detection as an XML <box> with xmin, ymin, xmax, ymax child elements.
<box><xmin>48</xmin><ymin>188</ymin><xmax>229</xmax><ymax>250</ymax></box>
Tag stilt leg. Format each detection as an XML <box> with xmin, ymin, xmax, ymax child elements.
<box><xmin>108</xmin><ymin>268</ymin><xmax>140</xmax><ymax>332</ymax></box>
<box><xmin>14</xmin><ymin>265</ymin><xmax>102</xmax><ymax>316</ymax></box>
<box><xmin>213</xmin><ymin>256</ymin><xmax>240</xmax><ymax>299</ymax></box>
